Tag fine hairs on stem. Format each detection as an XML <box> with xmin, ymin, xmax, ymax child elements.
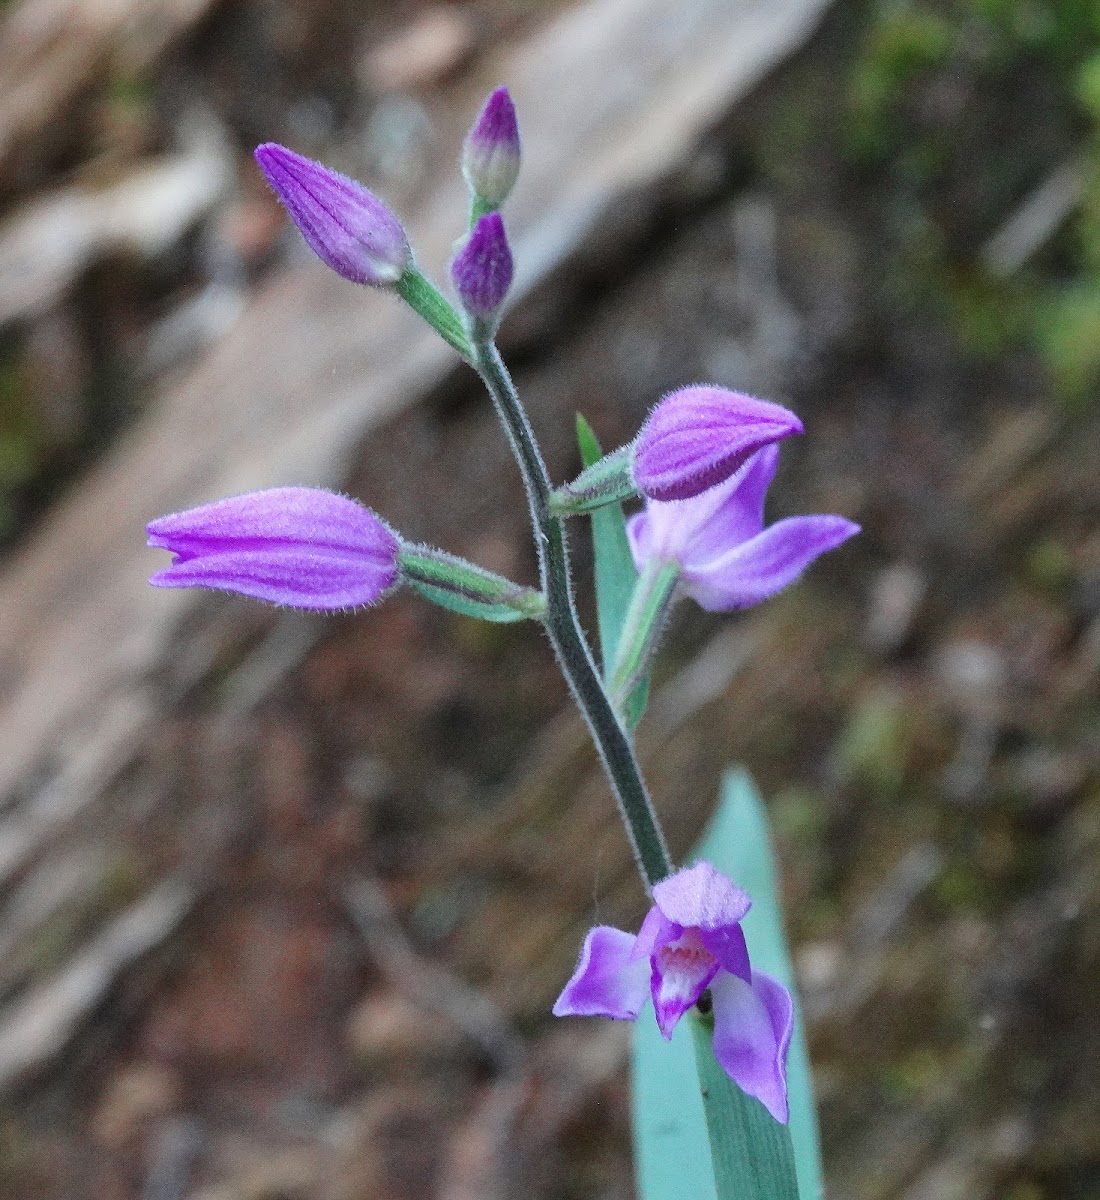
<box><xmin>470</xmin><ymin>339</ymin><xmax>673</xmax><ymax>890</ymax></box>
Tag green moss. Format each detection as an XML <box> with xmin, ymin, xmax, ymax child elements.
<box><xmin>843</xmin><ymin>0</ymin><xmax>1100</xmax><ymax>407</ymax></box>
<box><xmin>1035</xmin><ymin>280</ymin><xmax>1100</xmax><ymax>405</ymax></box>
<box><xmin>848</xmin><ymin>6</ymin><xmax>955</xmax><ymax>161</ymax></box>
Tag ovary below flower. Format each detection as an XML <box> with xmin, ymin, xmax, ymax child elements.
<box><xmin>553</xmin><ymin>861</ymin><xmax>793</xmax><ymax>1123</ymax></box>
<box><xmin>627</xmin><ymin>443</ymin><xmax>859</xmax><ymax>612</ymax></box>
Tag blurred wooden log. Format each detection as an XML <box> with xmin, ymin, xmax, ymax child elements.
<box><xmin>0</xmin><ymin>0</ymin><xmax>223</xmax><ymax>180</ymax></box>
<box><xmin>0</xmin><ymin>0</ymin><xmax>832</xmax><ymax>1087</ymax></box>
<box><xmin>0</xmin><ymin>147</ymin><xmax>229</xmax><ymax>327</ymax></box>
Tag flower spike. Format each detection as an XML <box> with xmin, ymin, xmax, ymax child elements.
<box><xmin>255</xmin><ymin>144</ymin><xmax>411</xmax><ymax>287</ymax></box>
<box><xmin>147</xmin><ymin>488</ymin><xmax>401</xmax><ymax>610</ymax></box>
<box><xmin>554</xmin><ymin>862</ymin><xmax>793</xmax><ymax>1122</ymax></box>
<box><xmin>451</xmin><ymin>211</ymin><xmax>514</xmax><ymax>327</ymax></box>
<box><xmin>633</xmin><ymin>386</ymin><xmax>803</xmax><ymax>502</ymax></box>
<box><xmin>462</xmin><ymin>86</ymin><xmax>521</xmax><ymax>208</ymax></box>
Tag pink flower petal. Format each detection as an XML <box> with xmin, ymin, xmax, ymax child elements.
<box><xmin>681</xmin><ymin>514</ymin><xmax>860</xmax><ymax>612</ymax></box>
<box><xmin>633</xmin><ymin>387</ymin><xmax>801</xmax><ymax>501</ymax></box>
<box><xmin>552</xmin><ymin>926</ymin><xmax>649</xmax><ymax>1019</ymax></box>
<box><xmin>710</xmin><ymin>970</ymin><xmax>793</xmax><ymax>1124</ymax></box>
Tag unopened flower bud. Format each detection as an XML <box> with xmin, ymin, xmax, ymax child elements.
<box><xmin>450</xmin><ymin>212</ymin><xmax>514</xmax><ymax>325</ymax></box>
<box><xmin>147</xmin><ymin>487</ymin><xmax>401</xmax><ymax>610</ymax></box>
<box><xmin>632</xmin><ymin>386</ymin><xmax>804</xmax><ymax>502</ymax></box>
<box><xmin>462</xmin><ymin>87</ymin><xmax>521</xmax><ymax>207</ymax></box>
<box><xmin>255</xmin><ymin>143</ymin><xmax>411</xmax><ymax>287</ymax></box>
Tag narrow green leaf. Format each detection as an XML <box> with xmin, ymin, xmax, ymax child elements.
<box><xmin>631</xmin><ymin>768</ymin><xmax>824</xmax><ymax>1200</ymax></box>
<box><xmin>689</xmin><ymin>1013</ymin><xmax>800</xmax><ymax>1197</ymax></box>
<box><xmin>575</xmin><ymin>414</ymin><xmax>649</xmax><ymax>727</ymax></box>
<box><xmin>708</xmin><ymin>769</ymin><xmax>822</xmax><ymax>1200</ymax></box>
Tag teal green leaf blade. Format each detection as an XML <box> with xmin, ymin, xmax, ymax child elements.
<box><xmin>575</xmin><ymin>414</ymin><xmax>649</xmax><ymax>726</ymax></box>
<box><xmin>689</xmin><ymin>1013</ymin><xmax>800</xmax><ymax>1197</ymax></box>
<box><xmin>631</xmin><ymin>768</ymin><xmax>823</xmax><ymax>1200</ymax></box>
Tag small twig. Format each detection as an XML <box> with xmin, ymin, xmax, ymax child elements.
<box><xmin>980</xmin><ymin>157</ymin><xmax>1085</xmax><ymax>277</ymax></box>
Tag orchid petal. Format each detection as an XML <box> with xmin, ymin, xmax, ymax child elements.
<box><xmin>633</xmin><ymin>387</ymin><xmax>802</xmax><ymax>502</ymax></box>
<box><xmin>681</xmin><ymin>514</ymin><xmax>860</xmax><ymax>612</ymax></box>
<box><xmin>710</xmin><ymin>970</ymin><xmax>793</xmax><ymax>1124</ymax></box>
<box><xmin>652</xmin><ymin>862</ymin><xmax>752</xmax><ymax>931</ymax></box>
<box><xmin>631</xmin><ymin>904</ymin><xmax>679</xmax><ymax>961</ymax></box>
<box><xmin>631</xmin><ymin>445</ymin><xmax>780</xmax><ymax>569</ymax></box>
<box><xmin>700</xmin><ymin>923</ymin><xmax>751</xmax><ymax>984</ymax></box>
<box><xmin>552</xmin><ymin>926</ymin><xmax>649</xmax><ymax>1019</ymax></box>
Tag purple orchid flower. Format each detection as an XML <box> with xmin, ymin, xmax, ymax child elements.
<box><xmin>553</xmin><ymin>861</ymin><xmax>793</xmax><ymax>1122</ymax></box>
<box><xmin>254</xmin><ymin>143</ymin><xmax>412</xmax><ymax>287</ymax></box>
<box><xmin>632</xmin><ymin>386</ymin><xmax>804</xmax><ymax>502</ymax></box>
<box><xmin>451</xmin><ymin>211</ymin><xmax>514</xmax><ymax>322</ymax></box>
<box><xmin>627</xmin><ymin>444</ymin><xmax>859</xmax><ymax>612</ymax></box>
<box><xmin>462</xmin><ymin>86</ymin><xmax>521</xmax><ymax>206</ymax></box>
<box><xmin>147</xmin><ymin>487</ymin><xmax>400</xmax><ymax>610</ymax></box>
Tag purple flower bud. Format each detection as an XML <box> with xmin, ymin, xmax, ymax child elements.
<box><xmin>254</xmin><ymin>143</ymin><xmax>411</xmax><ymax>287</ymax></box>
<box><xmin>462</xmin><ymin>86</ymin><xmax>521</xmax><ymax>206</ymax></box>
<box><xmin>450</xmin><ymin>212</ymin><xmax>514</xmax><ymax>322</ymax></box>
<box><xmin>147</xmin><ymin>487</ymin><xmax>401</xmax><ymax>610</ymax></box>
<box><xmin>633</xmin><ymin>386</ymin><xmax>804</xmax><ymax>502</ymax></box>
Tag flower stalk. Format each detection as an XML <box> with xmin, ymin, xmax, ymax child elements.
<box><xmin>470</xmin><ymin>339</ymin><xmax>673</xmax><ymax>889</ymax></box>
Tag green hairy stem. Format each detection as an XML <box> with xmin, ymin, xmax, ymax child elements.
<box><xmin>472</xmin><ymin>340</ymin><xmax>673</xmax><ymax>889</ymax></box>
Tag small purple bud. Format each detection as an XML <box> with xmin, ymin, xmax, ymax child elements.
<box><xmin>462</xmin><ymin>86</ymin><xmax>521</xmax><ymax>206</ymax></box>
<box><xmin>254</xmin><ymin>143</ymin><xmax>411</xmax><ymax>287</ymax></box>
<box><xmin>632</xmin><ymin>386</ymin><xmax>804</xmax><ymax>502</ymax></box>
<box><xmin>450</xmin><ymin>212</ymin><xmax>514</xmax><ymax>322</ymax></box>
<box><xmin>147</xmin><ymin>487</ymin><xmax>401</xmax><ymax>610</ymax></box>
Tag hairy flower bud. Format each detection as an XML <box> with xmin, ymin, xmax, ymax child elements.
<box><xmin>450</xmin><ymin>212</ymin><xmax>514</xmax><ymax>324</ymax></box>
<box><xmin>462</xmin><ymin>86</ymin><xmax>521</xmax><ymax>207</ymax></box>
<box><xmin>633</xmin><ymin>386</ymin><xmax>803</xmax><ymax>502</ymax></box>
<box><xmin>255</xmin><ymin>143</ymin><xmax>411</xmax><ymax>287</ymax></box>
<box><xmin>147</xmin><ymin>487</ymin><xmax>401</xmax><ymax>610</ymax></box>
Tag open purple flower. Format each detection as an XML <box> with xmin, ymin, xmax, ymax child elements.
<box><xmin>632</xmin><ymin>386</ymin><xmax>803</xmax><ymax>502</ymax></box>
<box><xmin>147</xmin><ymin>487</ymin><xmax>400</xmax><ymax>610</ymax></box>
<box><xmin>451</xmin><ymin>211</ymin><xmax>513</xmax><ymax>322</ymax></box>
<box><xmin>462</xmin><ymin>86</ymin><xmax>521</xmax><ymax>206</ymax></box>
<box><xmin>255</xmin><ymin>143</ymin><xmax>411</xmax><ymax>287</ymax></box>
<box><xmin>627</xmin><ymin>444</ymin><xmax>859</xmax><ymax>612</ymax></box>
<box><xmin>553</xmin><ymin>862</ymin><xmax>793</xmax><ymax>1122</ymax></box>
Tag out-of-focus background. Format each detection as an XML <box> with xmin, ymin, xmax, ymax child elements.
<box><xmin>0</xmin><ymin>0</ymin><xmax>1098</xmax><ymax>1196</ymax></box>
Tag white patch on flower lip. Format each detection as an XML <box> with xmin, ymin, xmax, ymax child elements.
<box><xmin>651</xmin><ymin>927</ymin><xmax>720</xmax><ymax>1037</ymax></box>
